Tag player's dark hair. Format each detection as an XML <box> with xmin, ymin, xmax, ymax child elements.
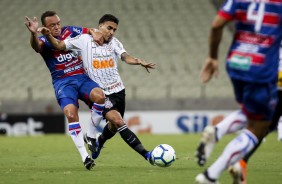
<box><xmin>41</xmin><ymin>11</ymin><xmax>57</xmax><ymax>26</ymax></box>
<box><xmin>99</xmin><ymin>14</ymin><xmax>119</xmax><ymax>25</ymax></box>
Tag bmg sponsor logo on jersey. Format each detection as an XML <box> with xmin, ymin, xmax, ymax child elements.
<box><xmin>92</xmin><ymin>58</ymin><xmax>115</xmax><ymax>69</ymax></box>
<box><xmin>56</xmin><ymin>52</ymin><xmax>76</xmax><ymax>62</ymax></box>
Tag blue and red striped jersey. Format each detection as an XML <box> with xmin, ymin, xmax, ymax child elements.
<box><xmin>219</xmin><ymin>0</ymin><xmax>282</xmax><ymax>83</ymax></box>
<box><xmin>38</xmin><ymin>26</ymin><xmax>88</xmax><ymax>83</ymax></box>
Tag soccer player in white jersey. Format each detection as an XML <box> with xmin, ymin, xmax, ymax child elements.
<box><xmin>38</xmin><ymin>14</ymin><xmax>156</xmax><ymax>164</ymax></box>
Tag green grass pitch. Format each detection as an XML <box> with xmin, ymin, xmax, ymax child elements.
<box><xmin>0</xmin><ymin>133</ymin><xmax>282</xmax><ymax>184</ymax></box>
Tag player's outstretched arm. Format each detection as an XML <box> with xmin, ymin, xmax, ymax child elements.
<box><xmin>88</xmin><ymin>28</ymin><xmax>104</xmax><ymax>45</ymax></box>
<box><xmin>200</xmin><ymin>58</ymin><xmax>219</xmax><ymax>83</ymax></box>
<box><xmin>38</xmin><ymin>27</ymin><xmax>66</xmax><ymax>51</ymax></box>
<box><xmin>121</xmin><ymin>53</ymin><xmax>156</xmax><ymax>73</ymax></box>
<box><xmin>24</xmin><ymin>16</ymin><xmax>43</xmax><ymax>52</ymax></box>
<box><xmin>200</xmin><ymin>15</ymin><xmax>229</xmax><ymax>83</ymax></box>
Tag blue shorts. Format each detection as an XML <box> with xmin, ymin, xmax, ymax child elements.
<box><xmin>53</xmin><ymin>75</ymin><xmax>100</xmax><ymax>110</ymax></box>
<box><xmin>231</xmin><ymin>79</ymin><xmax>277</xmax><ymax>121</ymax></box>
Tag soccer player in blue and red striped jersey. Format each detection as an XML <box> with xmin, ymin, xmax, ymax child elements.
<box><xmin>25</xmin><ymin>11</ymin><xmax>105</xmax><ymax>170</ymax></box>
<box><xmin>195</xmin><ymin>0</ymin><xmax>282</xmax><ymax>183</ymax></box>
<box><xmin>196</xmin><ymin>44</ymin><xmax>282</xmax><ymax>183</ymax></box>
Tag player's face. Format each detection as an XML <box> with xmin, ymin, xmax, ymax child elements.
<box><xmin>98</xmin><ymin>21</ymin><xmax>118</xmax><ymax>43</ymax></box>
<box><xmin>44</xmin><ymin>15</ymin><xmax>62</xmax><ymax>37</ymax></box>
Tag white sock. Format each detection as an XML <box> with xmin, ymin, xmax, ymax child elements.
<box><xmin>207</xmin><ymin>129</ymin><xmax>258</xmax><ymax>179</ymax></box>
<box><xmin>278</xmin><ymin>116</ymin><xmax>282</xmax><ymax>140</ymax></box>
<box><xmin>87</xmin><ymin>103</ymin><xmax>105</xmax><ymax>138</ymax></box>
<box><xmin>216</xmin><ymin>110</ymin><xmax>247</xmax><ymax>140</ymax></box>
<box><xmin>69</xmin><ymin>122</ymin><xmax>89</xmax><ymax>162</ymax></box>
<box><xmin>87</xmin><ymin>121</ymin><xmax>98</xmax><ymax>139</ymax></box>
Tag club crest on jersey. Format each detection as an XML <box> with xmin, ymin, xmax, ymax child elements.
<box><xmin>105</xmin><ymin>98</ymin><xmax>113</xmax><ymax>109</ymax></box>
<box><xmin>105</xmin><ymin>44</ymin><xmax>113</xmax><ymax>52</ymax></box>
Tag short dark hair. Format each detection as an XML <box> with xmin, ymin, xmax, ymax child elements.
<box><xmin>99</xmin><ymin>14</ymin><xmax>119</xmax><ymax>25</ymax></box>
<box><xmin>41</xmin><ymin>11</ymin><xmax>57</xmax><ymax>26</ymax></box>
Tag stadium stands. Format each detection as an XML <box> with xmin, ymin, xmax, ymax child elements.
<box><xmin>0</xmin><ymin>0</ymin><xmax>235</xmax><ymax>112</ymax></box>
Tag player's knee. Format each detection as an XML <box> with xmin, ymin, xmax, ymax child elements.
<box><xmin>90</xmin><ymin>88</ymin><xmax>105</xmax><ymax>104</ymax></box>
<box><xmin>64</xmin><ymin>110</ymin><xmax>78</xmax><ymax>122</ymax></box>
<box><xmin>111</xmin><ymin>118</ymin><xmax>125</xmax><ymax>129</ymax></box>
<box><xmin>65</xmin><ymin>112</ymin><xmax>78</xmax><ymax>122</ymax></box>
<box><xmin>63</xmin><ymin>105</ymin><xmax>79</xmax><ymax>122</ymax></box>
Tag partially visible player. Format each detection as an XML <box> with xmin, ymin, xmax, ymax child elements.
<box><xmin>38</xmin><ymin>14</ymin><xmax>156</xmax><ymax>165</ymax></box>
<box><xmin>196</xmin><ymin>43</ymin><xmax>282</xmax><ymax>183</ymax></box>
<box><xmin>24</xmin><ymin>11</ymin><xmax>105</xmax><ymax>170</ymax></box>
<box><xmin>195</xmin><ymin>0</ymin><xmax>282</xmax><ymax>183</ymax></box>
<box><xmin>277</xmin><ymin>56</ymin><xmax>282</xmax><ymax>141</ymax></box>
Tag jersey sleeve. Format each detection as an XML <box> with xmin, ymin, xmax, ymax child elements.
<box><xmin>218</xmin><ymin>0</ymin><xmax>237</xmax><ymax>20</ymax></box>
<box><xmin>112</xmin><ymin>37</ymin><xmax>127</xmax><ymax>59</ymax></box>
<box><xmin>68</xmin><ymin>26</ymin><xmax>88</xmax><ymax>37</ymax></box>
<box><xmin>64</xmin><ymin>34</ymin><xmax>88</xmax><ymax>51</ymax></box>
<box><xmin>39</xmin><ymin>36</ymin><xmax>53</xmax><ymax>51</ymax></box>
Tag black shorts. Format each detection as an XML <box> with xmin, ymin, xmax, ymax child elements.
<box><xmin>103</xmin><ymin>89</ymin><xmax>126</xmax><ymax>118</ymax></box>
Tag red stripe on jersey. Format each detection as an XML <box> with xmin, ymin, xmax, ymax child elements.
<box><xmin>236</xmin><ymin>11</ymin><xmax>247</xmax><ymax>21</ymax></box>
<box><xmin>62</xmin><ymin>69</ymin><xmax>85</xmax><ymax>78</ymax></box>
<box><xmin>82</xmin><ymin>27</ymin><xmax>88</xmax><ymax>34</ymax></box>
<box><xmin>263</xmin><ymin>13</ymin><xmax>280</xmax><ymax>25</ymax></box>
<box><xmin>55</xmin><ymin>59</ymin><xmax>83</xmax><ymax>70</ymax></box>
<box><xmin>236</xmin><ymin>11</ymin><xmax>280</xmax><ymax>25</ymax></box>
<box><xmin>269</xmin><ymin>0</ymin><xmax>282</xmax><ymax>3</ymax></box>
<box><xmin>218</xmin><ymin>10</ymin><xmax>234</xmax><ymax>20</ymax></box>
<box><xmin>235</xmin><ymin>31</ymin><xmax>274</xmax><ymax>46</ymax></box>
<box><xmin>60</xmin><ymin>28</ymin><xmax>72</xmax><ymax>40</ymax></box>
<box><xmin>228</xmin><ymin>50</ymin><xmax>265</xmax><ymax>64</ymax></box>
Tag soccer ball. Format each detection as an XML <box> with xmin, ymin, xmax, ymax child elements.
<box><xmin>151</xmin><ymin>144</ymin><xmax>176</xmax><ymax>167</ymax></box>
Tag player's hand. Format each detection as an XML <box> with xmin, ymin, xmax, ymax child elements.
<box><xmin>89</xmin><ymin>28</ymin><xmax>104</xmax><ymax>45</ymax></box>
<box><xmin>138</xmin><ymin>59</ymin><xmax>156</xmax><ymax>73</ymax></box>
<box><xmin>25</xmin><ymin>16</ymin><xmax>39</xmax><ymax>33</ymax></box>
<box><xmin>200</xmin><ymin>57</ymin><xmax>219</xmax><ymax>83</ymax></box>
<box><xmin>37</xmin><ymin>27</ymin><xmax>51</xmax><ymax>36</ymax></box>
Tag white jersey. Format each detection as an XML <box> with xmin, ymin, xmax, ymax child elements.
<box><xmin>64</xmin><ymin>34</ymin><xmax>126</xmax><ymax>95</ymax></box>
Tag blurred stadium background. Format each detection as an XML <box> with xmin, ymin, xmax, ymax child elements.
<box><xmin>1</xmin><ymin>2</ymin><xmax>282</xmax><ymax>183</ymax></box>
<box><xmin>0</xmin><ymin>0</ymin><xmax>237</xmax><ymax>114</ymax></box>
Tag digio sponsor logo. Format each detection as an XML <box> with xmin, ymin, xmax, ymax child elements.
<box><xmin>56</xmin><ymin>53</ymin><xmax>76</xmax><ymax>62</ymax></box>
